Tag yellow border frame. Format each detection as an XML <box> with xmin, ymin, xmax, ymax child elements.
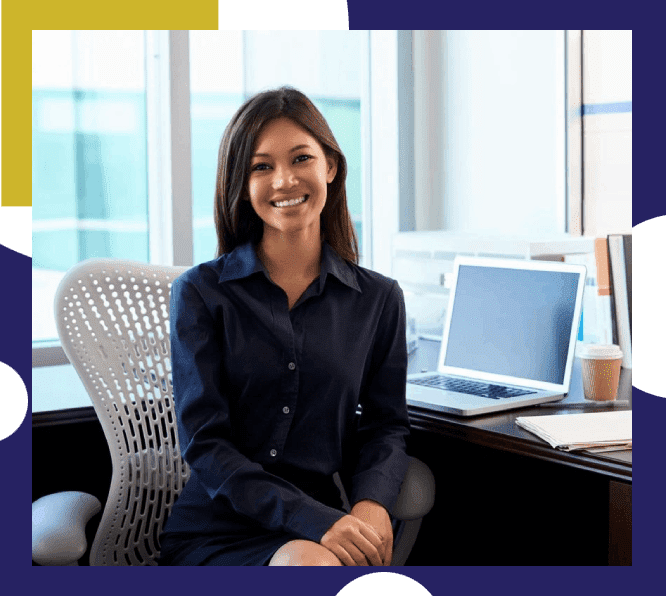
<box><xmin>3</xmin><ymin>1</ymin><xmax>218</xmax><ymax>206</ymax></box>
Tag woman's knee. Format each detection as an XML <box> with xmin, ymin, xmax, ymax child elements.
<box><xmin>268</xmin><ymin>540</ymin><xmax>342</xmax><ymax>566</ymax></box>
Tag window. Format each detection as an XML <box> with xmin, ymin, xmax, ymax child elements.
<box><xmin>412</xmin><ymin>30</ymin><xmax>567</xmax><ymax>235</ymax></box>
<box><xmin>32</xmin><ymin>31</ymin><xmax>149</xmax><ymax>344</ymax></box>
<box><xmin>32</xmin><ymin>30</ymin><xmax>381</xmax><ymax>413</ymax></box>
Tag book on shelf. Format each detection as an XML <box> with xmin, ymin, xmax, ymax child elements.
<box><xmin>608</xmin><ymin>234</ymin><xmax>632</xmax><ymax>369</ymax></box>
<box><xmin>593</xmin><ymin>238</ymin><xmax>617</xmax><ymax>345</ymax></box>
<box><xmin>622</xmin><ymin>235</ymin><xmax>632</xmax><ymax>338</ymax></box>
<box><xmin>624</xmin><ymin>234</ymin><xmax>633</xmax><ymax>337</ymax></box>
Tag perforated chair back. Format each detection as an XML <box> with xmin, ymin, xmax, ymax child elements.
<box><xmin>55</xmin><ymin>259</ymin><xmax>191</xmax><ymax>565</ymax></box>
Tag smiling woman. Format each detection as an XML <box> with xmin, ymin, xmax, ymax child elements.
<box><xmin>158</xmin><ymin>87</ymin><xmax>411</xmax><ymax>566</ymax></box>
<box><xmin>247</xmin><ymin>118</ymin><xmax>337</xmax><ymax>244</ymax></box>
<box><xmin>212</xmin><ymin>88</ymin><xmax>357</xmax><ymax>311</ymax></box>
<box><xmin>214</xmin><ymin>87</ymin><xmax>358</xmax><ymax>265</ymax></box>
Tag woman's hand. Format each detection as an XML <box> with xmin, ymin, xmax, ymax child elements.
<box><xmin>350</xmin><ymin>499</ymin><xmax>393</xmax><ymax>566</ymax></box>
<box><xmin>320</xmin><ymin>514</ymin><xmax>385</xmax><ymax>566</ymax></box>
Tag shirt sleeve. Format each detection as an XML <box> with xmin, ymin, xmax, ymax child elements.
<box><xmin>170</xmin><ymin>275</ymin><xmax>346</xmax><ymax>543</ymax></box>
<box><xmin>347</xmin><ymin>280</ymin><xmax>412</xmax><ymax>513</ymax></box>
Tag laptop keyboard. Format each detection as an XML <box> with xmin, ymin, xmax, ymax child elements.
<box><xmin>408</xmin><ymin>375</ymin><xmax>536</xmax><ymax>400</ymax></box>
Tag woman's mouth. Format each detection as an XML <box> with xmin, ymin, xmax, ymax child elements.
<box><xmin>271</xmin><ymin>195</ymin><xmax>308</xmax><ymax>208</ymax></box>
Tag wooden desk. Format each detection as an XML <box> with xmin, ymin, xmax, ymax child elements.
<box><xmin>404</xmin><ymin>339</ymin><xmax>632</xmax><ymax>565</ymax></box>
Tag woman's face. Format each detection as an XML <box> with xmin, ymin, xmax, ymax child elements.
<box><xmin>247</xmin><ymin>117</ymin><xmax>337</xmax><ymax>240</ymax></box>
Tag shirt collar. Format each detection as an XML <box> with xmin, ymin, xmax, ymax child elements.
<box><xmin>320</xmin><ymin>241</ymin><xmax>361</xmax><ymax>293</ymax></box>
<box><xmin>217</xmin><ymin>241</ymin><xmax>265</xmax><ymax>284</ymax></box>
<box><xmin>218</xmin><ymin>240</ymin><xmax>361</xmax><ymax>293</ymax></box>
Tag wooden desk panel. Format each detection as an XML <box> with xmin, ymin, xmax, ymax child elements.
<box><xmin>609</xmin><ymin>480</ymin><xmax>632</xmax><ymax>565</ymax></box>
<box><xmin>404</xmin><ymin>429</ymin><xmax>612</xmax><ymax>565</ymax></box>
<box><xmin>405</xmin><ymin>338</ymin><xmax>632</xmax><ymax>565</ymax></box>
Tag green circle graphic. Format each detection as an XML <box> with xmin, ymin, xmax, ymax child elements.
<box><xmin>0</xmin><ymin>362</ymin><xmax>28</xmax><ymax>440</ymax></box>
<box><xmin>338</xmin><ymin>571</ymin><xmax>430</xmax><ymax>596</ymax></box>
<box><xmin>631</xmin><ymin>217</ymin><xmax>666</xmax><ymax>397</ymax></box>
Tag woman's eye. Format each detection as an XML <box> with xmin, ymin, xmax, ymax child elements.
<box><xmin>252</xmin><ymin>156</ymin><xmax>312</xmax><ymax>171</ymax></box>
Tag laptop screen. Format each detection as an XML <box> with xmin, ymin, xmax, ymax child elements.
<box><xmin>443</xmin><ymin>264</ymin><xmax>580</xmax><ymax>384</ymax></box>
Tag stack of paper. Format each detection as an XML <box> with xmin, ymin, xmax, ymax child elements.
<box><xmin>515</xmin><ymin>411</ymin><xmax>632</xmax><ymax>452</ymax></box>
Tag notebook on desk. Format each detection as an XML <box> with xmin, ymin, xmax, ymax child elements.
<box><xmin>407</xmin><ymin>256</ymin><xmax>587</xmax><ymax>416</ymax></box>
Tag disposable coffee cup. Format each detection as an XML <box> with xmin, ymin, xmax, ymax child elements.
<box><xmin>577</xmin><ymin>344</ymin><xmax>623</xmax><ymax>401</ymax></box>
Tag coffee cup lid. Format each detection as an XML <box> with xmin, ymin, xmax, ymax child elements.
<box><xmin>576</xmin><ymin>343</ymin><xmax>623</xmax><ymax>360</ymax></box>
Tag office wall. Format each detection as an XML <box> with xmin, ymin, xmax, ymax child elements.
<box><xmin>582</xmin><ymin>30</ymin><xmax>632</xmax><ymax>235</ymax></box>
<box><xmin>414</xmin><ymin>31</ymin><xmax>566</xmax><ymax>235</ymax></box>
<box><xmin>413</xmin><ymin>30</ymin><xmax>632</xmax><ymax>238</ymax></box>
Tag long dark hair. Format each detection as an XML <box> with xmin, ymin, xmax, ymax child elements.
<box><xmin>213</xmin><ymin>86</ymin><xmax>359</xmax><ymax>264</ymax></box>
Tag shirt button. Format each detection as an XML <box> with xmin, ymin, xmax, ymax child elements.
<box><xmin>283</xmin><ymin>406</ymin><xmax>290</xmax><ymax>414</ymax></box>
<box><xmin>288</xmin><ymin>362</ymin><xmax>296</xmax><ymax>370</ymax></box>
<box><xmin>270</xmin><ymin>449</ymin><xmax>277</xmax><ymax>457</ymax></box>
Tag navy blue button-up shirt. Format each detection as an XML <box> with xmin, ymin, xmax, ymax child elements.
<box><xmin>163</xmin><ymin>241</ymin><xmax>411</xmax><ymax>545</ymax></box>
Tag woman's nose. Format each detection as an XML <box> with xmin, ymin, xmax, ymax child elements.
<box><xmin>272</xmin><ymin>164</ymin><xmax>297</xmax><ymax>189</ymax></box>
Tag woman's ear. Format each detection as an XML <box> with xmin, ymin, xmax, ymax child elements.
<box><xmin>326</xmin><ymin>155</ymin><xmax>338</xmax><ymax>184</ymax></box>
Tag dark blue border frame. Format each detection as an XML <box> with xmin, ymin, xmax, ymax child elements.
<box><xmin>18</xmin><ymin>13</ymin><xmax>658</xmax><ymax>596</ymax></box>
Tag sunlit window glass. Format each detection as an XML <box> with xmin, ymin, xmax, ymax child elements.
<box><xmin>189</xmin><ymin>31</ymin><xmax>244</xmax><ymax>264</ymax></box>
<box><xmin>32</xmin><ymin>30</ymin><xmax>147</xmax><ymax>343</ymax></box>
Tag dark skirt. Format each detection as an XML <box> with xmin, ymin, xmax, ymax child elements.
<box><xmin>158</xmin><ymin>465</ymin><xmax>347</xmax><ymax>566</ymax></box>
<box><xmin>158</xmin><ymin>529</ymin><xmax>295</xmax><ymax>566</ymax></box>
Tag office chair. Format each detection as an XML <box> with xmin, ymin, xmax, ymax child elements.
<box><xmin>32</xmin><ymin>258</ymin><xmax>435</xmax><ymax>566</ymax></box>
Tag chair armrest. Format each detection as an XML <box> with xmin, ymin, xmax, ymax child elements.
<box><xmin>391</xmin><ymin>457</ymin><xmax>435</xmax><ymax>521</ymax></box>
<box><xmin>32</xmin><ymin>491</ymin><xmax>102</xmax><ymax>566</ymax></box>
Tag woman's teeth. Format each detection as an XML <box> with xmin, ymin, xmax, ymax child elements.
<box><xmin>273</xmin><ymin>196</ymin><xmax>307</xmax><ymax>208</ymax></box>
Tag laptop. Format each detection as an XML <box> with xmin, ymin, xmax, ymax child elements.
<box><xmin>406</xmin><ymin>256</ymin><xmax>586</xmax><ymax>416</ymax></box>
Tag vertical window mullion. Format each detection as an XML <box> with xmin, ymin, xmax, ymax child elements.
<box><xmin>146</xmin><ymin>30</ymin><xmax>174</xmax><ymax>265</ymax></box>
<box><xmin>360</xmin><ymin>30</ymin><xmax>373</xmax><ymax>269</ymax></box>
<box><xmin>146</xmin><ymin>30</ymin><xmax>193</xmax><ymax>266</ymax></box>
<box><xmin>368</xmin><ymin>30</ymin><xmax>400</xmax><ymax>277</ymax></box>
<box><xmin>556</xmin><ymin>30</ymin><xmax>567</xmax><ymax>234</ymax></box>
<box><xmin>566</xmin><ymin>30</ymin><xmax>583</xmax><ymax>236</ymax></box>
<box><xmin>169</xmin><ymin>30</ymin><xmax>193</xmax><ymax>266</ymax></box>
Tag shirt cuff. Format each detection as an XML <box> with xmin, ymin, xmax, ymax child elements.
<box><xmin>286</xmin><ymin>501</ymin><xmax>347</xmax><ymax>543</ymax></box>
<box><xmin>349</xmin><ymin>469</ymin><xmax>405</xmax><ymax>515</ymax></box>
